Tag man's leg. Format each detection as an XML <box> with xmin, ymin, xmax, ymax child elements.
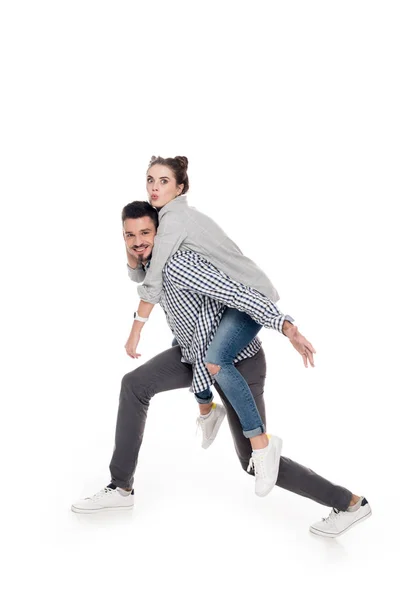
<box><xmin>109</xmin><ymin>345</ymin><xmax>193</xmax><ymax>490</ymax></box>
<box><xmin>215</xmin><ymin>347</ymin><xmax>353</xmax><ymax>511</ymax></box>
<box><xmin>71</xmin><ymin>346</ymin><xmax>193</xmax><ymax>513</ymax></box>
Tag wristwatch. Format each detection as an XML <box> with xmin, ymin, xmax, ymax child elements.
<box><xmin>134</xmin><ymin>311</ymin><xmax>149</xmax><ymax>323</ymax></box>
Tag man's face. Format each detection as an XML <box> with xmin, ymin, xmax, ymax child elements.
<box><xmin>123</xmin><ymin>216</ymin><xmax>157</xmax><ymax>264</ymax></box>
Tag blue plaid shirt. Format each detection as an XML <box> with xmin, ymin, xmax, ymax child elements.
<box><xmin>139</xmin><ymin>250</ymin><xmax>290</xmax><ymax>394</ymax></box>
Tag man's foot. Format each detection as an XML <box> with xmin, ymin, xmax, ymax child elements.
<box><xmin>309</xmin><ymin>497</ymin><xmax>372</xmax><ymax>538</ymax></box>
<box><xmin>247</xmin><ymin>435</ymin><xmax>282</xmax><ymax>497</ymax></box>
<box><xmin>71</xmin><ymin>484</ymin><xmax>134</xmax><ymax>513</ymax></box>
<box><xmin>196</xmin><ymin>403</ymin><xmax>226</xmax><ymax>449</ymax></box>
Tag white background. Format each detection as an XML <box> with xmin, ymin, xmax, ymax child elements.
<box><xmin>1</xmin><ymin>1</ymin><xmax>399</xmax><ymax>598</ymax></box>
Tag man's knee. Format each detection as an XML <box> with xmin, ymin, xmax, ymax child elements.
<box><xmin>205</xmin><ymin>362</ymin><xmax>221</xmax><ymax>376</ymax></box>
<box><xmin>121</xmin><ymin>371</ymin><xmax>137</xmax><ymax>389</ymax></box>
<box><xmin>121</xmin><ymin>371</ymin><xmax>151</xmax><ymax>405</ymax></box>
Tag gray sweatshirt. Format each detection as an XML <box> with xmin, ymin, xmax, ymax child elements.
<box><xmin>130</xmin><ymin>195</ymin><xmax>279</xmax><ymax>304</ymax></box>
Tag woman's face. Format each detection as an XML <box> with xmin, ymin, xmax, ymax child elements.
<box><xmin>147</xmin><ymin>164</ymin><xmax>184</xmax><ymax>209</ymax></box>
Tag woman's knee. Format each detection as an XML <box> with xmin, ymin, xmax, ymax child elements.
<box><xmin>205</xmin><ymin>362</ymin><xmax>221</xmax><ymax>376</ymax></box>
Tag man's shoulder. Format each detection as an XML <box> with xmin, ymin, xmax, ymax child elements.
<box><xmin>166</xmin><ymin>249</ymin><xmax>202</xmax><ymax>267</ymax></box>
<box><xmin>164</xmin><ymin>251</ymin><xmax>215</xmax><ymax>278</ymax></box>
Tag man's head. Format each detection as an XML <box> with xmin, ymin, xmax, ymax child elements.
<box><xmin>121</xmin><ymin>201</ymin><xmax>159</xmax><ymax>265</ymax></box>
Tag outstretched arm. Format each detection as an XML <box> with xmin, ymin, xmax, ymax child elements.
<box><xmin>165</xmin><ymin>253</ymin><xmax>316</xmax><ymax>367</ymax></box>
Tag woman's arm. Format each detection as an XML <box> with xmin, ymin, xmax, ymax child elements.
<box><xmin>127</xmin><ymin>264</ymin><xmax>146</xmax><ymax>283</ymax></box>
<box><xmin>136</xmin><ymin>214</ymin><xmax>187</xmax><ymax>304</ymax></box>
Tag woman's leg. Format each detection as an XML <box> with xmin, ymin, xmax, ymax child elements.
<box><xmin>204</xmin><ymin>308</ymin><xmax>283</xmax><ymax>497</ymax></box>
<box><xmin>204</xmin><ymin>307</ymin><xmax>265</xmax><ymax>443</ymax></box>
<box><xmin>194</xmin><ymin>388</ymin><xmax>214</xmax><ymax>414</ymax></box>
<box><xmin>216</xmin><ymin>348</ymin><xmax>354</xmax><ymax>511</ymax></box>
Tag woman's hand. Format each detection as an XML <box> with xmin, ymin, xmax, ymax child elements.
<box><xmin>125</xmin><ymin>331</ymin><xmax>142</xmax><ymax>359</ymax></box>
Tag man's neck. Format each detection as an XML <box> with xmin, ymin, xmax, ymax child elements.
<box><xmin>139</xmin><ymin>254</ymin><xmax>151</xmax><ymax>269</ymax></box>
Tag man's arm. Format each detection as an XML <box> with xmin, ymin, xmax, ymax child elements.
<box><xmin>164</xmin><ymin>253</ymin><xmax>316</xmax><ymax>367</ymax></box>
<box><xmin>125</xmin><ymin>252</ymin><xmax>154</xmax><ymax>357</ymax></box>
<box><xmin>124</xmin><ymin>217</ymin><xmax>187</xmax><ymax>358</ymax></box>
<box><xmin>164</xmin><ymin>253</ymin><xmax>288</xmax><ymax>333</ymax></box>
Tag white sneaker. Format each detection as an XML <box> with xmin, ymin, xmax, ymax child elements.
<box><xmin>309</xmin><ymin>497</ymin><xmax>372</xmax><ymax>538</ymax></box>
<box><xmin>196</xmin><ymin>403</ymin><xmax>226</xmax><ymax>449</ymax></box>
<box><xmin>247</xmin><ymin>435</ymin><xmax>282</xmax><ymax>497</ymax></box>
<box><xmin>71</xmin><ymin>485</ymin><xmax>134</xmax><ymax>513</ymax></box>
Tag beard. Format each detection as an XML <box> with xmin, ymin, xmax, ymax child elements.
<box><xmin>136</xmin><ymin>250</ymin><xmax>152</xmax><ymax>267</ymax></box>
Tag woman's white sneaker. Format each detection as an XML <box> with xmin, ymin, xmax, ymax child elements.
<box><xmin>309</xmin><ymin>497</ymin><xmax>371</xmax><ymax>538</ymax></box>
<box><xmin>196</xmin><ymin>403</ymin><xmax>226</xmax><ymax>449</ymax></box>
<box><xmin>71</xmin><ymin>484</ymin><xmax>134</xmax><ymax>513</ymax></box>
<box><xmin>247</xmin><ymin>435</ymin><xmax>282</xmax><ymax>497</ymax></box>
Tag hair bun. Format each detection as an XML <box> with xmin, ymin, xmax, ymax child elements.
<box><xmin>174</xmin><ymin>156</ymin><xmax>188</xmax><ymax>169</ymax></box>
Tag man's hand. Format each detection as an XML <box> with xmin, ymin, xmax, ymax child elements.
<box><xmin>126</xmin><ymin>246</ymin><xmax>144</xmax><ymax>269</ymax></box>
<box><xmin>283</xmin><ymin>323</ymin><xmax>316</xmax><ymax>368</ymax></box>
<box><xmin>125</xmin><ymin>331</ymin><xmax>141</xmax><ymax>359</ymax></box>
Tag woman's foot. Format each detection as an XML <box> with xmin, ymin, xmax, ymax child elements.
<box><xmin>196</xmin><ymin>403</ymin><xmax>226</xmax><ymax>449</ymax></box>
<box><xmin>247</xmin><ymin>435</ymin><xmax>283</xmax><ymax>497</ymax></box>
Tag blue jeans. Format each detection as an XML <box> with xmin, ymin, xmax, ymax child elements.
<box><xmin>201</xmin><ymin>307</ymin><xmax>265</xmax><ymax>438</ymax></box>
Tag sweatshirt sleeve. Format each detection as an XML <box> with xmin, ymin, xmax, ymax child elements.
<box><xmin>137</xmin><ymin>214</ymin><xmax>187</xmax><ymax>304</ymax></box>
<box><xmin>127</xmin><ymin>263</ymin><xmax>146</xmax><ymax>283</ymax></box>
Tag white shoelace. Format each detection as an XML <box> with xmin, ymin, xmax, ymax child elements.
<box><xmin>247</xmin><ymin>453</ymin><xmax>267</xmax><ymax>478</ymax></box>
<box><xmin>322</xmin><ymin>508</ymin><xmax>341</xmax><ymax>523</ymax></box>
<box><xmin>87</xmin><ymin>487</ymin><xmax>116</xmax><ymax>501</ymax></box>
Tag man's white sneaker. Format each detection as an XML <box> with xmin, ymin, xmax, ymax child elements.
<box><xmin>71</xmin><ymin>484</ymin><xmax>134</xmax><ymax>513</ymax></box>
<box><xmin>309</xmin><ymin>497</ymin><xmax>372</xmax><ymax>538</ymax></box>
<box><xmin>196</xmin><ymin>403</ymin><xmax>226</xmax><ymax>449</ymax></box>
<box><xmin>247</xmin><ymin>435</ymin><xmax>282</xmax><ymax>497</ymax></box>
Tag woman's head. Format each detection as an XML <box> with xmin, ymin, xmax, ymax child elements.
<box><xmin>146</xmin><ymin>155</ymin><xmax>189</xmax><ymax>209</ymax></box>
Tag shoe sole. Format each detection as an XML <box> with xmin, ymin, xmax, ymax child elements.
<box><xmin>202</xmin><ymin>409</ymin><xmax>226</xmax><ymax>449</ymax></box>
<box><xmin>255</xmin><ymin>436</ymin><xmax>283</xmax><ymax>497</ymax></box>
<box><xmin>309</xmin><ymin>506</ymin><xmax>372</xmax><ymax>538</ymax></box>
<box><xmin>71</xmin><ymin>504</ymin><xmax>134</xmax><ymax>514</ymax></box>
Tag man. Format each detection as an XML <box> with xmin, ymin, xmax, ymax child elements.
<box><xmin>71</xmin><ymin>202</ymin><xmax>371</xmax><ymax>538</ymax></box>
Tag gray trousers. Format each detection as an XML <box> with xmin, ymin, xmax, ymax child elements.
<box><xmin>109</xmin><ymin>346</ymin><xmax>352</xmax><ymax>511</ymax></box>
